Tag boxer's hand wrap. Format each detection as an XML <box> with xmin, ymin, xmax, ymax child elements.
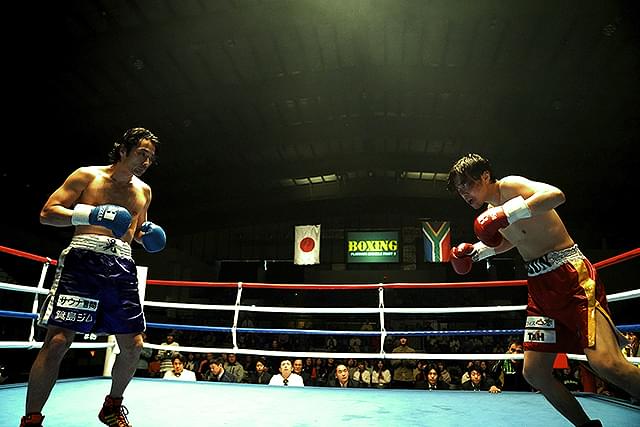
<box><xmin>502</xmin><ymin>196</ymin><xmax>532</xmax><ymax>224</ymax></box>
<box><xmin>470</xmin><ymin>242</ymin><xmax>496</xmax><ymax>262</ymax></box>
<box><xmin>72</xmin><ymin>204</ymin><xmax>132</xmax><ymax>239</ymax></box>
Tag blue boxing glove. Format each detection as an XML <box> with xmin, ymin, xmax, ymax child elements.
<box><xmin>140</xmin><ymin>221</ymin><xmax>166</xmax><ymax>253</ymax></box>
<box><xmin>72</xmin><ymin>204</ymin><xmax>132</xmax><ymax>238</ymax></box>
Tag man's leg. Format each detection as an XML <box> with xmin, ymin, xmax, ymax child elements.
<box><xmin>585</xmin><ymin>309</ymin><xmax>640</xmax><ymax>399</ymax></box>
<box><xmin>98</xmin><ymin>333</ymin><xmax>143</xmax><ymax>427</ymax></box>
<box><xmin>109</xmin><ymin>333</ymin><xmax>144</xmax><ymax>398</ymax></box>
<box><xmin>523</xmin><ymin>351</ymin><xmax>590</xmax><ymax>426</ymax></box>
<box><xmin>25</xmin><ymin>327</ymin><xmax>75</xmax><ymax>414</ymax></box>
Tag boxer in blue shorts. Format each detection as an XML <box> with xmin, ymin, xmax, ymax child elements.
<box><xmin>21</xmin><ymin>128</ymin><xmax>166</xmax><ymax>427</ymax></box>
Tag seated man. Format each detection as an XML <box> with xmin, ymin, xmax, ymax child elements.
<box><xmin>269</xmin><ymin>359</ymin><xmax>304</xmax><ymax>387</ymax></box>
<box><xmin>163</xmin><ymin>355</ymin><xmax>196</xmax><ymax>381</ymax></box>
<box><xmin>461</xmin><ymin>366</ymin><xmax>495</xmax><ymax>392</ymax></box>
<box><xmin>204</xmin><ymin>357</ymin><xmax>237</xmax><ymax>383</ymax></box>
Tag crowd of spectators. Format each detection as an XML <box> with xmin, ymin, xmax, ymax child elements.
<box><xmin>136</xmin><ymin>331</ymin><xmax>639</xmax><ymax>401</ymax></box>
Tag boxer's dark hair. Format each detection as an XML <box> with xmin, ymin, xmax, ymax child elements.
<box><xmin>447</xmin><ymin>153</ymin><xmax>495</xmax><ymax>192</ymax></box>
<box><xmin>109</xmin><ymin>127</ymin><xmax>160</xmax><ymax>164</ymax></box>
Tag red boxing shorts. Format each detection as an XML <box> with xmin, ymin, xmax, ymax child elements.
<box><xmin>39</xmin><ymin>234</ymin><xmax>146</xmax><ymax>335</ymax></box>
<box><xmin>523</xmin><ymin>244</ymin><xmax>625</xmax><ymax>354</ymax></box>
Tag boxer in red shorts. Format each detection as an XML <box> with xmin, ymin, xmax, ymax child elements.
<box><xmin>447</xmin><ymin>153</ymin><xmax>639</xmax><ymax>427</ymax></box>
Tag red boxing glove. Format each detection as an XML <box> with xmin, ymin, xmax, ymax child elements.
<box><xmin>474</xmin><ymin>196</ymin><xmax>532</xmax><ymax>247</ymax></box>
<box><xmin>474</xmin><ymin>208</ymin><xmax>508</xmax><ymax>247</ymax></box>
<box><xmin>450</xmin><ymin>243</ymin><xmax>475</xmax><ymax>275</ymax></box>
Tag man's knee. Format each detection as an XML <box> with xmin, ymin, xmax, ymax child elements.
<box><xmin>47</xmin><ymin>331</ymin><xmax>74</xmax><ymax>350</ymax></box>
<box><xmin>117</xmin><ymin>333</ymin><xmax>144</xmax><ymax>357</ymax></box>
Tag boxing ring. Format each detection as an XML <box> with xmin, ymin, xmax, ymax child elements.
<box><xmin>1</xmin><ymin>244</ymin><xmax>639</xmax><ymax>426</ymax></box>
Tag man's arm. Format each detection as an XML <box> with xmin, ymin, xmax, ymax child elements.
<box><xmin>40</xmin><ymin>167</ymin><xmax>93</xmax><ymax>226</ymax></box>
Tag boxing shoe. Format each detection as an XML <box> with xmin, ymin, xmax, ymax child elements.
<box><xmin>98</xmin><ymin>395</ymin><xmax>132</xmax><ymax>427</ymax></box>
<box><xmin>19</xmin><ymin>413</ymin><xmax>44</xmax><ymax>427</ymax></box>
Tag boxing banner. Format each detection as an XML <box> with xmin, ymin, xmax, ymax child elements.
<box><xmin>294</xmin><ymin>225</ymin><xmax>320</xmax><ymax>265</ymax></box>
<box><xmin>421</xmin><ymin>221</ymin><xmax>451</xmax><ymax>263</ymax></box>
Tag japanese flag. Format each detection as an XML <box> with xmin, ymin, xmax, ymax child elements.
<box><xmin>294</xmin><ymin>225</ymin><xmax>320</xmax><ymax>265</ymax></box>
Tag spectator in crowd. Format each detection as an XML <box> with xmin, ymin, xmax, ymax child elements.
<box><xmin>224</xmin><ymin>353</ymin><xmax>246</xmax><ymax>383</ymax></box>
<box><xmin>204</xmin><ymin>357</ymin><xmax>237</xmax><ymax>383</ymax></box>
<box><xmin>334</xmin><ymin>363</ymin><xmax>360</xmax><ymax>388</ymax></box>
<box><xmin>163</xmin><ymin>355</ymin><xmax>196</xmax><ymax>381</ymax></box>
<box><xmin>623</xmin><ymin>332</ymin><xmax>639</xmax><ymax>358</ymax></box>
<box><xmin>157</xmin><ymin>333</ymin><xmax>180</xmax><ymax>375</ymax></box>
<box><xmin>311</xmin><ymin>358</ymin><xmax>328</xmax><ymax>386</ymax></box>
<box><xmin>417</xmin><ymin>364</ymin><xmax>449</xmax><ymax>390</ymax></box>
<box><xmin>349</xmin><ymin>336</ymin><xmax>362</xmax><ymax>353</ymax></box>
<box><xmin>184</xmin><ymin>353</ymin><xmax>198</xmax><ymax>373</ymax></box>
<box><xmin>326</xmin><ymin>336</ymin><xmax>338</xmax><ymax>351</ymax></box>
<box><xmin>460</xmin><ymin>361</ymin><xmax>477</xmax><ymax>385</ymax></box>
<box><xmin>249</xmin><ymin>358</ymin><xmax>272</xmax><ymax>385</ymax></box>
<box><xmin>147</xmin><ymin>354</ymin><xmax>161</xmax><ymax>378</ymax></box>
<box><xmin>352</xmin><ymin>360</ymin><xmax>371</xmax><ymax>387</ymax></box>
<box><xmin>436</xmin><ymin>361</ymin><xmax>452</xmax><ymax>387</ymax></box>
<box><xmin>269</xmin><ymin>359</ymin><xmax>304</xmax><ymax>387</ymax></box>
<box><xmin>293</xmin><ymin>359</ymin><xmax>312</xmax><ymax>386</ymax></box>
<box><xmin>198</xmin><ymin>353</ymin><xmax>215</xmax><ymax>378</ymax></box>
<box><xmin>371</xmin><ymin>360</ymin><xmax>392</xmax><ymax>389</ymax></box>
<box><xmin>554</xmin><ymin>365</ymin><xmax>583</xmax><ymax>392</ymax></box>
<box><xmin>462</xmin><ymin>366</ymin><xmax>496</xmax><ymax>392</ymax></box>
<box><xmin>391</xmin><ymin>336</ymin><xmax>416</xmax><ymax>388</ymax></box>
<box><xmin>489</xmin><ymin>340</ymin><xmax>531</xmax><ymax>393</ymax></box>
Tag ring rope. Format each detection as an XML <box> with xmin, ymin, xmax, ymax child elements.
<box><xmin>1</xmin><ymin>245</ymin><xmax>638</xmax><ymax>365</ymax></box>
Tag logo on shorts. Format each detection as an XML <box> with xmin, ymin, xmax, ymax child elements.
<box><xmin>524</xmin><ymin>329</ymin><xmax>557</xmax><ymax>343</ymax></box>
<box><xmin>525</xmin><ymin>316</ymin><xmax>555</xmax><ymax>329</ymax></box>
<box><xmin>56</xmin><ymin>294</ymin><xmax>99</xmax><ymax>311</ymax></box>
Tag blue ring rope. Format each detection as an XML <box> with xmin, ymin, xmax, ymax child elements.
<box><xmin>2</xmin><ymin>310</ymin><xmax>638</xmax><ymax>337</ymax></box>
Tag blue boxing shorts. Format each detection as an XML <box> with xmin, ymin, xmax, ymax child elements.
<box><xmin>39</xmin><ymin>234</ymin><xmax>146</xmax><ymax>335</ymax></box>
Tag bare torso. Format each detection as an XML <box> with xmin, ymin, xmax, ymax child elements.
<box><xmin>41</xmin><ymin>165</ymin><xmax>151</xmax><ymax>244</ymax></box>
<box><xmin>494</xmin><ymin>177</ymin><xmax>574</xmax><ymax>261</ymax></box>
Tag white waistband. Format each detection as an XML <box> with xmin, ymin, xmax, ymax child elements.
<box><xmin>526</xmin><ymin>245</ymin><xmax>583</xmax><ymax>277</ymax></box>
<box><xmin>69</xmin><ymin>234</ymin><xmax>132</xmax><ymax>259</ymax></box>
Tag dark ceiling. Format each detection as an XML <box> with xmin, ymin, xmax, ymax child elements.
<box><xmin>3</xmin><ymin>0</ymin><xmax>640</xmax><ymax>247</ymax></box>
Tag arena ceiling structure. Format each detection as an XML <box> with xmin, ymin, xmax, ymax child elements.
<box><xmin>4</xmin><ymin>0</ymin><xmax>639</xmax><ymax>247</ymax></box>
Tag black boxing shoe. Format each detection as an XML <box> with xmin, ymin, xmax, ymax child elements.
<box><xmin>19</xmin><ymin>413</ymin><xmax>44</xmax><ymax>427</ymax></box>
<box><xmin>98</xmin><ymin>395</ymin><xmax>132</xmax><ymax>427</ymax></box>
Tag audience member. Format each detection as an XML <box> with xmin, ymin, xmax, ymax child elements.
<box><xmin>224</xmin><ymin>353</ymin><xmax>246</xmax><ymax>383</ymax></box>
<box><xmin>416</xmin><ymin>364</ymin><xmax>449</xmax><ymax>390</ymax></box>
<box><xmin>352</xmin><ymin>360</ymin><xmax>371</xmax><ymax>387</ymax></box>
<box><xmin>249</xmin><ymin>358</ymin><xmax>273</xmax><ymax>385</ymax></box>
<box><xmin>391</xmin><ymin>337</ymin><xmax>416</xmax><ymax>389</ymax></box>
<box><xmin>554</xmin><ymin>365</ymin><xmax>583</xmax><ymax>392</ymax></box>
<box><xmin>334</xmin><ymin>363</ymin><xmax>360</xmax><ymax>388</ymax></box>
<box><xmin>371</xmin><ymin>360</ymin><xmax>392</xmax><ymax>389</ymax></box>
<box><xmin>462</xmin><ymin>366</ymin><xmax>496</xmax><ymax>392</ymax></box>
<box><xmin>269</xmin><ymin>359</ymin><xmax>304</xmax><ymax>387</ymax></box>
<box><xmin>163</xmin><ymin>355</ymin><xmax>196</xmax><ymax>381</ymax></box>
<box><xmin>293</xmin><ymin>359</ymin><xmax>312</xmax><ymax>386</ymax></box>
<box><xmin>204</xmin><ymin>357</ymin><xmax>237</xmax><ymax>383</ymax></box>
<box><xmin>489</xmin><ymin>340</ymin><xmax>531</xmax><ymax>393</ymax></box>
<box><xmin>157</xmin><ymin>333</ymin><xmax>180</xmax><ymax>375</ymax></box>
<box><xmin>436</xmin><ymin>361</ymin><xmax>452</xmax><ymax>387</ymax></box>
